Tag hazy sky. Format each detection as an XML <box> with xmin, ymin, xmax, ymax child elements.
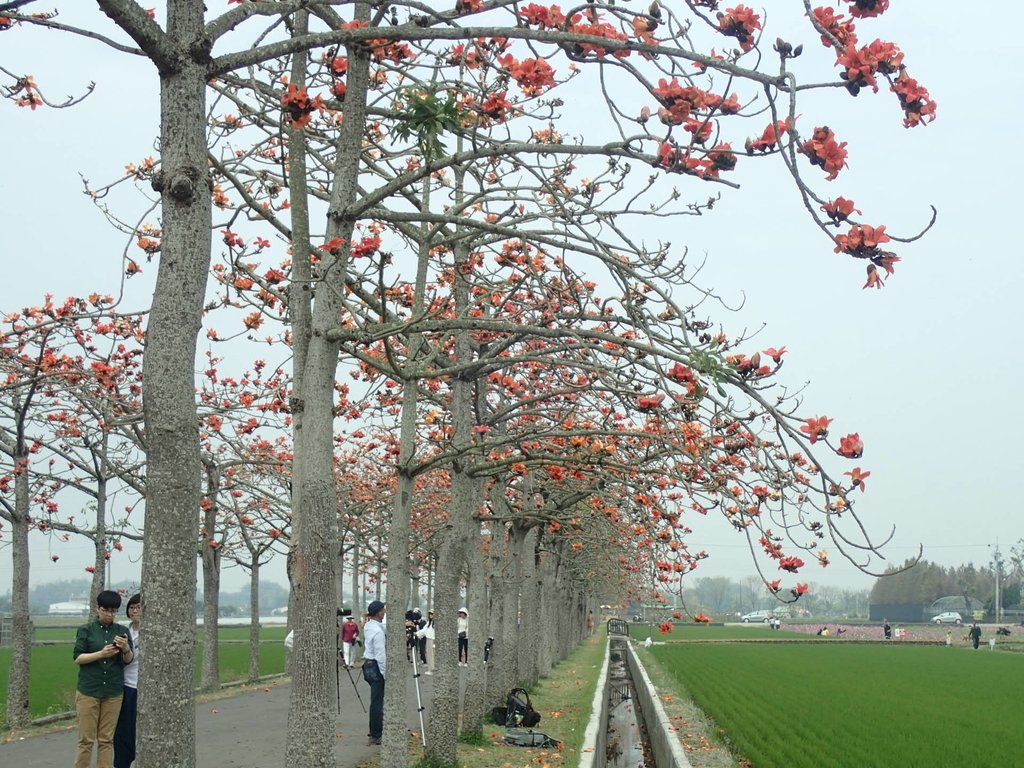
<box><xmin>2</xmin><ymin>3</ymin><xmax>1021</xmax><ymax>597</ymax></box>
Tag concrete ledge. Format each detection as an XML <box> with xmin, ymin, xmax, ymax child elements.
<box><xmin>623</xmin><ymin>639</ymin><xmax>692</xmax><ymax>768</ymax></box>
<box><xmin>578</xmin><ymin>636</ymin><xmax>610</xmax><ymax>768</ymax></box>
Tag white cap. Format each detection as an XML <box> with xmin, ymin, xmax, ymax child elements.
<box><xmin>458</xmin><ymin>607</ymin><xmax>468</xmax><ymax>615</ymax></box>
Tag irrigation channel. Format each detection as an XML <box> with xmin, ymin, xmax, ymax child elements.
<box><xmin>579</xmin><ymin>621</ymin><xmax>693</xmax><ymax>768</ymax></box>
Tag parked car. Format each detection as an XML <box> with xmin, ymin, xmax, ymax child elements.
<box><xmin>931</xmin><ymin>611</ymin><xmax>963</xmax><ymax>624</ymax></box>
<box><xmin>741</xmin><ymin>610</ymin><xmax>773</xmax><ymax>623</ymax></box>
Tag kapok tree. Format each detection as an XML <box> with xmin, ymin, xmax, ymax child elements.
<box><xmin>0</xmin><ymin>294</ymin><xmax>146</xmax><ymax>728</ymax></box>
<box><xmin>5</xmin><ymin>1</ymin><xmax>936</xmax><ymax>765</ymax></box>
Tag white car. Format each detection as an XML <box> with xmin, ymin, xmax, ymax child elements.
<box><xmin>931</xmin><ymin>611</ymin><xmax>962</xmax><ymax>625</ymax></box>
<box><xmin>741</xmin><ymin>610</ymin><xmax>773</xmax><ymax>623</ymax></box>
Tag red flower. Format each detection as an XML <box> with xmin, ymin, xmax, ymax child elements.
<box><xmin>810</xmin><ymin>7</ymin><xmax>857</xmax><ymax>49</ymax></box>
<box><xmin>746</xmin><ymin>118</ymin><xmax>792</xmax><ymax>153</ymax></box>
<box><xmin>280</xmin><ymin>84</ymin><xmax>324</xmax><ymax>129</ymax></box>
<box><xmin>837</xmin><ymin>433</ymin><xmax>863</xmax><ymax>458</ymax></box>
<box><xmin>834</xmin><ymin>224</ymin><xmax>890</xmax><ymax>257</ymax></box>
<box><xmin>763</xmin><ymin>346</ymin><xmax>787</xmax><ymax>363</ymax></box>
<box><xmin>637</xmin><ymin>394</ymin><xmax>665</xmax><ymax>411</ymax></box>
<box><xmin>891</xmin><ymin>70</ymin><xmax>937</xmax><ymax>128</ymax></box>
<box><xmin>779</xmin><ymin>556</ymin><xmax>805</xmax><ymax>573</ymax></box>
<box><xmin>480</xmin><ymin>91</ymin><xmax>512</xmax><ymax>122</ymax></box>
<box><xmin>717</xmin><ymin>5</ymin><xmax>761</xmax><ymax>52</ymax></box>
<box><xmin>820</xmin><ymin>197</ymin><xmax>860</xmax><ymax>223</ymax></box>
<box><xmin>222</xmin><ymin>229</ymin><xmax>244</xmax><ymax>249</ymax></box>
<box><xmin>800</xmin><ymin>126</ymin><xmax>847</xmax><ymax>180</ymax></box>
<box><xmin>845</xmin><ymin>466</ymin><xmax>871</xmax><ymax>491</ymax></box>
<box><xmin>85</xmin><ymin>566</ymin><xmax>96</xmax><ymax>573</ymax></box>
<box><xmin>799</xmin><ymin>416</ymin><xmax>832</xmax><ymax>444</ymax></box>
<box><xmin>658</xmin><ymin>621</ymin><xmax>674</xmax><ymax>634</ymax></box>
<box><xmin>768</xmin><ymin>579</ymin><xmax>781</xmax><ymax>592</ymax></box>
<box><xmin>792</xmin><ymin>582</ymin><xmax>810</xmax><ymax>596</ymax></box>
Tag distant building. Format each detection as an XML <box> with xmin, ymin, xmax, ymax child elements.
<box><xmin>48</xmin><ymin>601</ymin><xmax>90</xmax><ymax>616</ymax></box>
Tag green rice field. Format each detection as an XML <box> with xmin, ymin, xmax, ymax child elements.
<box><xmin>652</xmin><ymin>642</ymin><xmax>1024</xmax><ymax>767</ymax></box>
<box><xmin>0</xmin><ymin>626</ymin><xmax>287</xmax><ymax>726</ymax></box>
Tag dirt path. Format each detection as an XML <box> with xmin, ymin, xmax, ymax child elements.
<box><xmin>1</xmin><ymin>669</ymin><xmax>434</xmax><ymax>767</ymax></box>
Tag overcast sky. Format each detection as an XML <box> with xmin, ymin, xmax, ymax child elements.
<box><xmin>2</xmin><ymin>2</ymin><xmax>1021</xmax><ymax>597</ymax></box>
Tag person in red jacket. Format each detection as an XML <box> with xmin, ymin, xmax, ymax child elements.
<box><xmin>340</xmin><ymin>614</ymin><xmax>360</xmax><ymax>668</ymax></box>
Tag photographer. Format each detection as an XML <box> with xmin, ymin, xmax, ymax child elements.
<box><xmin>362</xmin><ymin>601</ymin><xmax>387</xmax><ymax>746</ymax></box>
<box><xmin>340</xmin><ymin>613</ymin><xmax>360</xmax><ymax>668</ymax></box>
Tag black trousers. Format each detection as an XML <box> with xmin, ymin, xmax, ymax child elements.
<box><xmin>368</xmin><ymin>677</ymin><xmax>385</xmax><ymax>739</ymax></box>
<box><xmin>113</xmin><ymin>685</ymin><xmax>137</xmax><ymax>768</ymax></box>
<box><xmin>458</xmin><ymin>636</ymin><xmax>468</xmax><ymax>662</ymax></box>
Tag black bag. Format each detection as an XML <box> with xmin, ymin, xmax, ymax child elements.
<box><xmin>504</xmin><ymin>729</ymin><xmax>560</xmax><ymax>749</ymax></box>
<box><xmin>505</xmin><ymin>688</ymin><xmax>541</xmax><ymax>728</ymax></box>
<box><xmin>362</xmin><ymin>659</ymin><xmax>383</xmax><ymax>685</ymax></box>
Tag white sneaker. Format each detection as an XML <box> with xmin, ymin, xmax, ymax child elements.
<box><xmin>424</xmin><ymin>670</ymin><xmax>432</xmax><ymax>675</ymax></box>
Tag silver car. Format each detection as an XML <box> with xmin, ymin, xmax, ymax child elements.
<box><xmin>931</xmin><ymin>611</ymin><xmax>962</xmax><ymax>625</ymax></box>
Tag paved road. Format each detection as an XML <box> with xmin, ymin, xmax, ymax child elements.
<box><xmin>1</xmin><ymin>665</ymin><xmax>435</xmax><ymax>767</ymax></box>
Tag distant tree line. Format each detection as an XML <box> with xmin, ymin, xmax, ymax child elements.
<box><xmin>869</xmin><ymin>558</ymin><xmax>1022</xmax><ymax>613</ymax></box>
<box><xmin>0</xmin><ymin>578</ymin><xmax>290</xmax><ymax>617</ymax></box>
<box><xmin>678</xmin><ymin>576</ymin><xmax>870</xmax><ymax>619</ymax></box>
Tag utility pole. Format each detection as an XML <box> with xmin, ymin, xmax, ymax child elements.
<box><xmin>993</xmin><ymin>540</ymin><xmax>1003</xmax><ymax>624</ymax></box>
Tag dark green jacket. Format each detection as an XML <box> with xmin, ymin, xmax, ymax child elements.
<box><xmin>73</xmin><ymin>618</ymin><xmax>133</xmax><ymax>698</ymax></box>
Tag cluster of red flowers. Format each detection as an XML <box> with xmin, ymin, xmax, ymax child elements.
<box><xmin>657</xmin><ymin>141</ymin><xmax>735</xmax><ymax>179</ymax></box>
<box><xmin>517</xmin><ymin>3</ymin><xmax>566</xmax><ymax>29</ymax></box>
<box><xmin>778</xmin><ymin>556</ymin><xmax>805</xmax><ymax>573</ymax></box>
<box><xmin>811</xmin><ymin>4</ymin><xmax>935</xmax><ymax>128</ymax></box>
<box><xmin>799</xmin><ymin>126</ymin><xmax>847</xmax><ymax>181</ymax></box>
<box><xmin>280</xmin><ymin>84</ymin><xmax>324</xmax><ymax>129</ymax></box>
<box><xmin>836</xmin><ymin>39</ymin><xmax>903</xmax><ymax>94</ymax></box>
<box><xmin>833</xmin><ymin>224</ymin><xmax>898</xmax><ymax>288</ymax></box>
<box><xmin>651</xmin><ymin>78</ymin><xmax>739</xmax><ymax>128</ymax></box>
<box><xmin>833</xmin><ymin>223</ymin><xmax>889</xmax><ymax>257</ymax></box>
<box><xmin>496</xmin><ymin>54</ymin><xmax>557</xmax><ymax>97</ymax></box>
<box><xmin>566</xmin><ymin>14</ymin><xmax>629</xmax><ymax>59</ymax></box>
<box><xmin>892</xmin><ymin>70</ymin><xmax>937</xmax><ymax>128</ymax></box>
<box><xmin>716</xmin><ymin>5</ymin><xmax>761</xmax><ymax>52</ymax></box>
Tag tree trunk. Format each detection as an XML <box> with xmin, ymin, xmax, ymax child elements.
<box><xmin>516</xmin><ymin>527</ymin><xmax>540</xmax><ymax>688</ymax></box>
<box><xmin>5</xmin><ymin>451</ymin><xmax>31</xmax><ymax>730</ymax></box>
<box><xmin>91</xmin><ymin>475</ymin><xmax>107</xmax><ymax>596</ymax></box>
<box><xmin>424</xmin><ymin>232</ymin><xmax>481</xmax><ymax>764</ymax></box>
<box><xmin>284</xmin><ymin>5</ymin><xmax>371</xmax><ymax>762</ymax></box>
<box><xmin>460</xmin><ymin>533</ymin><xmax>489</xmax><ymax>736</ymax></box>
<box><xmin>248</xmin><ymin>561</ymin><xmax>261</xmax><ymax>682</ymax></box>
<box><xmin>135</xmin><ymin>2</ymin><xmax>212</xmax><ymax>763</ymax></box>
<box><xmin>200</xmin><ymin>464</ymin><xmax>221</xmax><ymax>692</ymax></box>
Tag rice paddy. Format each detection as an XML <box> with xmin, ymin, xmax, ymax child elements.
<box><xmin>652</xmin><ymin>640</ymin><xmax>1024</xmax><ymax>767</ymax></box>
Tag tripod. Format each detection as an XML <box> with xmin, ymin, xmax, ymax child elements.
<box><xmin>336</xmin><ymin>621</ymin><xmax>366</xmax><ymax>713</ymax></box>
<box><xmin>410</xmin><ymin>648</ymin><xmax>426</xmax><ymax>746</ymax></box>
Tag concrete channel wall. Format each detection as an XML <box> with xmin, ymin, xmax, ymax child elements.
<box><xmin>578</xmin><ymin>636</ymin><xmax>611</xmax><ymax>768</ymax></box>
<box><xmin>623</xmin><ymin>640</ymin><xmax>693</xmax><ymax>768</ymax></box>
<box><xmin>578</xmin><ymin>636</ymin><xmax>692</xmax><ymax>768</ymax></box>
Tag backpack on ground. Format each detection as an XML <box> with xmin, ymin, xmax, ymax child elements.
<box><xmin>504</xmin><ymin>687</ymin><xmax>541</xmax><ymax>728</ymax></box>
